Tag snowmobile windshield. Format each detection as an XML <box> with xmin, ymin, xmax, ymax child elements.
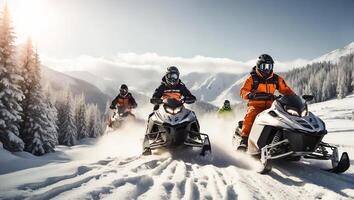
<box><xmin>278</xmin><ymin>95</ymin><xmax>307</xmax><ymax>117</ymax></box>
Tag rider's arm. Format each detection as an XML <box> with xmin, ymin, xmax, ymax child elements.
<box><xmin>278</xmin><ymin>76</ymin><xmax>295</xmax><ymax>96</ymax></box>
<box><xmin>240</xmin><ymin>75</ymin><xmax>253</xmax><ymax>100</ymax></box>
<box><xmin>110</xmin><ymin>95</ymin><xmax>119</xmax><ymax>108</ymax></box>
<box><xmin>152</xmin><ymin>84</ymin><xmax>164</xmax><ymax>99</ymax></box>
<box><xmin>129</xmin><ymin>94</ymin><xmax>138</xmax><ymax>108</ymax></box>
<box><xmin>151</xmin><ymin>84</ymin><xmax>165</xmax><ymax>104</ymax></box>
<box><xmin>180</xmin><ymin>82</ymin><xmax>196</xmax><ymax>104</ymax></box>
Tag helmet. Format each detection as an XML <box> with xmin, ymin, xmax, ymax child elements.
<box><xmin>120</xmin><ymin>84</ymin><xmax>128</xmax><ymax>96</ymax></box>
<box><xmin>256</xmin><ymin>54</ymin><xmax>274</xmax><ymax>78</ymax></box>
<box><xmin>165</xmin><ymin>66</ymin><xmax>180</xmax><ymax>86</ymax></box>
<box><xmin>223</xmin><ymin>100</ymin><xmax>230</xmax><ymax>108</ymax></box>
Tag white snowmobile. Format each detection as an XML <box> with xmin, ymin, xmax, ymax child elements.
<box><xmin>142</xmin><ymin>98</ymin><xmax>211</xmax><ymax>156</ymax></box>
<box><xmin>107</xmin><ymin>107</ymin><xmax>135</xmax><ymax>130</ymax></box>
<box><xmin>233</xmin><ymin>94</ymin><xmax>350</xmax><ymax>174</ymax></box>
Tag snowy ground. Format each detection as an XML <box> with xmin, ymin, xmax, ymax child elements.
<box><xmin>1</xmin><ymin>96</ymin><xmax>354</xmax><ymax>200</ymax></box>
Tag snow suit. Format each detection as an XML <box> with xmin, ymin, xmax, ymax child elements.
<box><xmin>111</xmin><ymin>93</ymin><xmax>137</xmax><ymax>115</ymax></box>
<box><xmin>240</xmin><ymin>67</ymin><xmax>295</xmax><ymax>137</ymax></box>
<box><xmin>217</xmin><ymin>107</ymin><xmax>234</xmax><ymax>118</ymax></box>
<box><xmin>151</xmin><ymin>77</ymin><xmax>196</xmax><ymax>103</ymax></box>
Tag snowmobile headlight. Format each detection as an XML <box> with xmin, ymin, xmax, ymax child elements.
<box><xmin>286</xmin><ymin>108</ymin><xmax>299</xmax><ymax>116</ymax></box>
<box><xmin>301</xmin><ymin>109</ymin><xmax>308</xmax><ymax>117</ymax></box>
<box><xmin>164</xmin><ymin>106</ymin><xmax>182</xmax><ymax>115</ymax></box>
<box><xmin>165</xmin><ymin>107</ymin><xmax>174</xmax><ymax>114</ymax></box>
<box><xmin>174</xmin><ymin>106</ymin><xmax>182</xmax><ymax>114</ymax></box>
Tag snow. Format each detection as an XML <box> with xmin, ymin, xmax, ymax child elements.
<box><xmin>311</xmin><ymin>42</ymin><xmax>354</xmax><ymax>64</ymax></box>
<box><xmin>0</xmin><ymin>96</ymin><xmax>354</xmax><ymax>199</ymax></box>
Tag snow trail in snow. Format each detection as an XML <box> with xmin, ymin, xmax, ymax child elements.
<box><xmin>1</xmin><ymin>97</ymin><xmax>354</xmax><ymax>199</ymax></box>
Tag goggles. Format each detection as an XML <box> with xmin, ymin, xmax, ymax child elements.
<box><xmin>167</xmin><ymin>73</ymin><xmax>179</xmax><ymax>80</ymax></box>
<box><xmin>120</xmin><ymin>89</ymin><xmax>128</xmax><ymax>94</ymax></box>
<box><xmin>259</xmin><ymin>63</ymin><xmax>274</xmax><ymax>71</ymax></box>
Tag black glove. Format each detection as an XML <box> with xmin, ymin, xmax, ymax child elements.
<box><xmin>150</xmin><ymin>98</ymin><xmax>162</xmax><ymax>105</ymax></box>
<box><xmin>247</xmin><ymin>93</ymin><xmax>256</xmax><ymax>99</ymax></box>
<box><xmin>109</xmin><ymin>104</ymin><xmax>116</xmax><ymax>109</ymax></box>
<box><xmin>249</xmin><ymin>92</ymin><xmax>274</xmax><ymax>100</ymax></box>
<box><xmin>183</xmin><ymin>97</ymin><xmax>196</xmax><ymax>104</ymax></box>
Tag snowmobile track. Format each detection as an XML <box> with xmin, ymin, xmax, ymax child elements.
<box><xmin>1</xmin><ymin>151</ymin><xmax>352</xmax><ymax>200</ymax></box>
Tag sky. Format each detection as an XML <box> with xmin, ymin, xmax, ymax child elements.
<box><xmin>2</xmin><ymin>0</ymin><xmax>354</xmax><ymax>73</ymax></box>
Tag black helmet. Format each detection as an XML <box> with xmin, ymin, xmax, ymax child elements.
<box><xmin>165</xmin><ymin>66</ymin><xmax>180</xmax><ymax>86</ymax></box>
<box><xmin>224</xmin><ymin>100</ymin><xmax>231</xmax><ymax>108</ymax></box>
<box><xmin>120</xmin><ymin>84</ymin><xmax>128</xmax><ymax>96</ymax></box>
<box><xmin>256</xmin><ymin>54</ymin><xmax>274</xmax><ymax>78</ymax></box>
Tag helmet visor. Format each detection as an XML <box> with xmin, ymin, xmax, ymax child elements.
<box><xmin>120</xmin><ymin>88</ymin><xmax>128</xmax><ymax>95</ymax></box>
<box><xmin>167</xmin><ymin>73</ymin><xmax>179</xmax><ymax>80</ymax></box>
<box><xmin>259</xmin><ymin>63</ymin><xmax>273</xmax><ymax>71</ymax></box>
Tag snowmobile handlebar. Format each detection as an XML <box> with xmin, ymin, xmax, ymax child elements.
<box><xmin>151</xmin><ymin>97</ymin><xmax>194</xmax><ymax>105</ymax></box>
<box><xmin>150</xmin><ymin>98</ymin><xmax>163</xmax><ymax>105</ymax></box>
<box><xmin>249</xmin><ymin>92</ymin><xmax>281</xmax><ymax>101</ymax></box>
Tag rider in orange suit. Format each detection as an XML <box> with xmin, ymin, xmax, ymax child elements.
<box><xmin>239</xmin><ymin>54</ymin><xmax>295</xmax><ymax>148</ymax></box>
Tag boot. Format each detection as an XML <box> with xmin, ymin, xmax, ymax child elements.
<box><xmin>237</xmin><ymin>137</ymin><xmax>248</xmax><ymax>151</ymax></box>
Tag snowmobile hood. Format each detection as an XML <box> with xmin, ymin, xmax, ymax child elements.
<box><xmin>154</xmin><ymin>106</ymin><xmax>195</xmax><ymax>126</ymax></box>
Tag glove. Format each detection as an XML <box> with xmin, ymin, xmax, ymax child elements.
<box><xmin>247</xmin><ymin>93</ymin><xmax>256</xmax><ymax>99</ymax></box>
<box><xmin>248</xmin><ymin>92</ymin><xmax>274</xmax><ymax>100</ymax></box>
<box><xmin>183</xmin><ymin>97</ymin><xmax>196</xmax><ymax>104</ymax></box>
<box><xmin>150</xmin><ymin>98</ymin><xmax>162</xmax><ymax>105</ymax></box>
<box><xmin>109</xmin><ymin>104</ymin><xmax>116</xmax><ymax>109</ymax></box>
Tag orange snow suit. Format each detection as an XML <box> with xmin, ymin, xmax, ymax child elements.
<box><xmin>240</xmin><ymin>69</ymin><xmax>295</xmax><ymax>137</ymax></box>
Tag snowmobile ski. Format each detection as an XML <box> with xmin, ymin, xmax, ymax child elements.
<box><xmin>324</xmin><ymin>152</ymin><xmax>350</xmax><ymax>173</ymax></box>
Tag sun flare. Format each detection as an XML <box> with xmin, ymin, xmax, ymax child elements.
<box><xmin>8</xmin><ymin>0</ymin><xmax>49</xmax><ymax>43</ymax></box>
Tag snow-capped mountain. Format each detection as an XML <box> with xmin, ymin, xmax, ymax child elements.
<box><xmin>41</xmin><ymin>66</ymin><xmax>111</xmax><ymax>111</ymax></box>
<box><xmin>58</xmin><ymin>41</ymin><xmax>354</xmax><ymax>108</ymax></box>
<box><xmin>65</xmin><ymin>64</ymin><xmax>163</xmax><ymax>97</ymax></box>
<box><xmin>311</xmin><ymin>42</ymin><xmax>354</xmax><ymax>63</ymax></box>
<box><xmin>182</xmin><ymin>72</ymin><xmax>245</xmax><ymax>106</ymax></box>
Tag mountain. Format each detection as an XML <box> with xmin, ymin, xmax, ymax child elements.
<box><xmin>41</xmin><ymin>66</ymin><xmax>111</xmax><ymax>111</ymax></box>
<box><xmin>59</xmin><ymin>41</ymin><xmax>354</xmax><ymax>107</ymax></box>
<box><xmin>311</xmin><ymin>42</ymin><xmax>354</xmax><ymax>63</ymax></box>
<box><xmin>183</xmin><ymin>72</ymin><xmax>245</xmax><ymax>106</ymax></box>
<box><xmin>65</xmin><ymin>64</ymin><xmax>163</xmax><ymax>97</ymax></box>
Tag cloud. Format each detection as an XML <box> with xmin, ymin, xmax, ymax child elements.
<box><xmin>41</xmin><ymin>52</ymin><xmax>310</xmax><ymax>75</ymax></box>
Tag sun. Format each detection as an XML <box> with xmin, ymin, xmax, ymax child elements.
<box><xmin>7</xmin><ymin>0</ymin><xmax>49</xmax><ymax>43</ymax></box>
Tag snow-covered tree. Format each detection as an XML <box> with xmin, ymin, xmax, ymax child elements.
<box><xmin>0</xmin><ymin>2</ymin><xmax>24</xmax><ymax>152</ymax></box>
<box><xmin>87</xmin><ymin>104</ymin><xmax>102</xmax><ymax>138</ymax></box>
<box><xmin>284</xmin><ymin>56</ymin><xmax>354</xmax><ymax>102</ymax></box>
<box><xmin>42</xmin><ymin>84</ymin><xmax>59</xmax><ymax>151</ymax></box>
<box><xmin>19</xmin><ymin>39</ymin><xmax>57</xmax><ymax>155</ymax></box>
<box><xmin>336</xmin><ymin>66</ymin><xmax>349</xmax><ymax>99</ymax></box>
<box><xmin>56</xmin><ymin>89</ymin><xmax>77</xmax><ymax>146</ymax></box>
<box><xmin>74</xmin><ymin>94</ymin><xmax>88</xmax><ymax>140</ymax></box>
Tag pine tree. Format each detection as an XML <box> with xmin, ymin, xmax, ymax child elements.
<box><xmin>42</xmin><ymin>83</ymin><xmax>58</xmax><ymax>152</ymax></box>
<box><xmin>0</xmin><ymin>2</ymin><xmax>24</xmax><ymax>152</ymax></box>
<box><xmin>337</xmin><ymin>67</ymin><xmax>349</xmax><ymax>99</ymax></box>
<box><xmin>19</xmin><ymin>39</ymin><xmax>57</xmax><ymax>155</ymax></box>
<box><xmin>74</xmin><ymin>94</ymin><xmax>88</xmax><ymax>140</ymax></box>
<box><xmin>44</xmin><ymin>84</ymin><xmax>58</xmax><ymax>145</ymax></box>
<box><xmin>56</xmin><ymin>89</ymin><xmax>77</xmax><ymax>146</ymax></box>
<box><xmin>87</xmin><ymin>104</ymin><xmax>102</xmax><ymax>138</ymax></box>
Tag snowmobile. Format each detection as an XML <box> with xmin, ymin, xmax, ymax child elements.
<box><xmin>107</xmin><ymin>107</ymin><xmax>135</xmax><ymax>130</ymax></box>
<box><xmin>233</xmin><ymin>94</ymin><xmax>350</xmax><ymax>174</ymax></box>
<box><xmin>142</xmin><ymin>98</ymin><xmax>212</xmax><ymax>156</ymax></box>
